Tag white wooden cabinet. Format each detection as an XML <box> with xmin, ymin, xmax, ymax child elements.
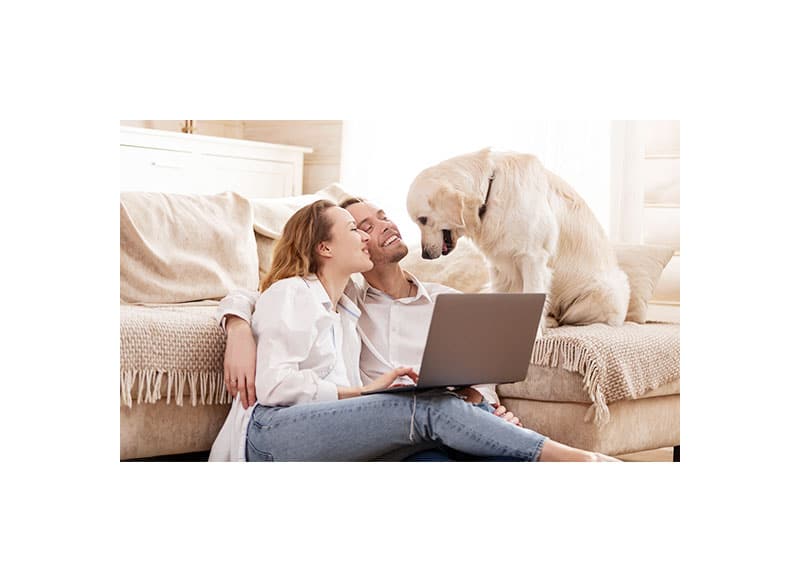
<box><xmin>120</xmin><ymin>127</ymin><xmax>313</xmax><ymax>198</ymax></box>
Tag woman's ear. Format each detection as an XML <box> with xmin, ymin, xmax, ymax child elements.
<box><xmin>317</xmin><ymin>240</ymin><xmax>333</xmax><ymax>258</ymax></box>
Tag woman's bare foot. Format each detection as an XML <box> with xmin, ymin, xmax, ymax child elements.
<box><xmin>589</xmin><ymin>452</ymin><xmax>622</xmax><ymax>462</ymax></box>
<box><xmin>539</xmin><ymin>440</ymin><xmax>621</xmax><ymax>462</ymax></box>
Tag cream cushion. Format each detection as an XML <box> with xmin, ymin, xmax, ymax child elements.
<box><xmin>613</xmin><ymin>244</ymin><xmax>675</xmax><ymax>323</ymax></box>
<box><xmin>120</xmin><ymin>191</ymin><xmax>258</xmax><ymax>303</ymax></box>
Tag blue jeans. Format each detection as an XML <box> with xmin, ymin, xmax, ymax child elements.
<box><xmin>245</xmin><ymin>390</ymin><xmax>547</xmax><ymax>462</ymax></box>
<box><xmin>403</xmin><ymin>401</ymin><xmax>522</xmax><ymax>461</ymax></box>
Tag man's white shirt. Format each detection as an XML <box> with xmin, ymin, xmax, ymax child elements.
<box><xmin>218</xmin><ymin>272</ymin><xmax>498</xmax><ymax>403</ymax></box>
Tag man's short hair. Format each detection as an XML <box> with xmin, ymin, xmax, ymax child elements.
<box><xmin>339</xmin><ymin>197</ymin><xmax>367</xmax><ymax>209</ymax></box>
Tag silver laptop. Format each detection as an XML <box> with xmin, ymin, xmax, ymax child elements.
<box><xmin>361</xmin><ymin>293</ymin><xmax>546</xmax><ymax>394</ymax></box>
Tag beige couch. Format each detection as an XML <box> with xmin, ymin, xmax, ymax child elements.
<box><xmin>120</xmin><ymin>190</ymin><xmax>679</xmax><ymax>460</ymax></box>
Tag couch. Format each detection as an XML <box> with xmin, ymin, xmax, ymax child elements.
<box><xmin>120</xmin><ymin>189</ymin><xmax>679</xmax><ymax>460</ymax></box>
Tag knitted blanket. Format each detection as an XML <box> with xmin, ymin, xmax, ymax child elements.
<box><xmin>120</xmin><ymin>305</ymin><xmax>231</xmax><ymax>407</ymax></box>
<box><xmin>531</xmin><ymin>322</ymin><xmax>680</xmax><ymax>424</ymax></box>
<box><xmin>120</xmin><ymin>306</ymin><xmax>680</xmax><ymax>424</ymax></box>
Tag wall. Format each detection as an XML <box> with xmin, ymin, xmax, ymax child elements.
<box><xmin>120</xmin><ymin>120</ymin><xmax>245</xmax><ymax>139</ymax></box>
<box><xmin>243</xmin><ymin>121</ymin><xmax>342</xmax><ymax>194</ymax></box>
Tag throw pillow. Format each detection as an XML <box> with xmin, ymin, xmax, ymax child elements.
<box><xmin>120</xmin><ymin>191</ymin><xmax>259</xmax><ymax>303</ymax></box>
<box><xmin>614</xmin><ymin>244</ymin><xmax>675</xmax><ymax>323</ymax></box>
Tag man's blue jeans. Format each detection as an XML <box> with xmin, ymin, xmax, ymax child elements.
<box><xmin>245</xmin><ymin>391</ymin><xmax>546</xmax><ymax>461</ymax></box>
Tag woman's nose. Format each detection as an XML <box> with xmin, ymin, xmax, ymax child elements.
<box><xmin>360</xmin><ymin>231</ymin><xmax>370</xmax><ymax>242</ymax></box>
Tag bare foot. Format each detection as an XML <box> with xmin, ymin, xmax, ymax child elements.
<box><xmin>589</xmin><ymin>452</ymin><xmax>622</xmax><ymax>462</ymax></box>
<box><xmin>539</xmin><ymin>440</ymin><xmax>621</xmax><ymax>462</ymax></box>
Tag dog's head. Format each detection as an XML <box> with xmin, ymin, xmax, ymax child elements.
<box><xmin>407</xmin><ymin>176</ymin><xmax>467</xmax><ymax>260</ymax></box>
<box><xmin>407</xmin><ymin>149</ymin><xmax>494</xmax><ymax>260</ymax></box>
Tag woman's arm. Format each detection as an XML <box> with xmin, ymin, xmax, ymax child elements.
<box><xmin>224</xmin><ymin>316</ymin><xmax>258</xmax><ymax>408</ymax></box>
<box><xmin>252</xmin><ymin>285</ymin><xmax>334</xmax><ymax>406</ymax></box>
<box><xmin>216</xmin><ymin>288</ymin><xmax>258</xmax><ymax>331</ymax></box>
<box><xmin>217</xmin><ymin>289</ymin><xmax>259</xmax><ymax>408</ymax></box>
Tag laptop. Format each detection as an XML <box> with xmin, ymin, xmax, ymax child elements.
<box><xmin>361</xmin><ymin>293</ymin><xmax>546</xmax><ymax>394</ymax></box>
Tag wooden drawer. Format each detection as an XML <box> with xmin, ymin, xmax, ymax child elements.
<box><xmin>120</xmin><ymin>145</ymin><xmax>193</xmax><ymax>194</ymax></box>
<box><xmin>198</xmin><ymin>154</ymin><xmax>295</xmax><ymax>198</ymax></box>
<box><xmin>121</xmin><ymin>126</ymin><xmax>312</xmax><ymax>199</ymax></box>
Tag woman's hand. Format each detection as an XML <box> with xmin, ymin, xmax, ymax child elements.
<box><xmin>362</xmin><ymin>367</ymin><xmax>419</xmax><ymax>394</ymax></box>
<box><xmin>224</xmin><ymin>316</ymin><xmax>257</xmax><ymax>409</ymax></box>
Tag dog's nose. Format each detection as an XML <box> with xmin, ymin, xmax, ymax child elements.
<box><xmin>422</xmin><ymin>249</ymin><xmax>432</xmax><ymax>259</ymax></box>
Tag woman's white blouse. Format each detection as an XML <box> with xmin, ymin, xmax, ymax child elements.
<box><xmin>209</xmin><ymin>276</ymin><xmax>362</xmax><ymax>461</ymax></box>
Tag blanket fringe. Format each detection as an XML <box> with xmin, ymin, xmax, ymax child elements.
<box><xmin>533</xmin><ymin>338</ymin><xmax>611</xmax><ymax>426</ymax></box>
<box><xmin>119</xmin><ymin>369</ymin><xmax>230</xmax><ymax>408</ymax></box>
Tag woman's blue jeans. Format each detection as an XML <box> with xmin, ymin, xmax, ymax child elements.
<box><xmin>245</xmin><ymin>390</ymin><xmax>547</xmax><ymax>462</ymax></box>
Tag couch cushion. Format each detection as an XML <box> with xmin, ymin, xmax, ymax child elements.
<box><xmin>498</xmin><ymin>322</ymin><xmax>680</xmax><ymax>425</ymax></box>
<box><xmin>120</xmin><ymin>191</ymin><xmax>259</xmax><ymax>303</ymax></box>
<box><xmin>499</xmin><ymin>365</ymin><xmax>680</xmax><ymax>404</ymax></box>
<box><xmin>500</xmin><ymin>395</ymin><xmax>680</xmax><ymax>456</ymax></box>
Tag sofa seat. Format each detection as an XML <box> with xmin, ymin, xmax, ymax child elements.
<box><xmin>120</xmin><ymin>306</ymin><xmax>680</xmax><ymax>459</ymax></box>
<box><xmin>497</xmin><ymin>322</ymin><xmax>680</xmax><ymax>457</ymax></box>
<box><xmin>120</xmin><ymin>304</ymin><xmax>231</xmax><ymax>459</ymax></box>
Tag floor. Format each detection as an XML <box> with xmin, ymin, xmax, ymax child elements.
<box><xmin>617</xmin><ymin>447</ymin><xmax>676</xmax><ymax>462</ymax></box>
<box><xmin>128</xmin><ymin>447</ymin><xmax>678</xmax><ymax>462</ymax></box>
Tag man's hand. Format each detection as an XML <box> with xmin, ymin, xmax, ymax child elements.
<box><xmin>224</xmin><ymin>316</ymin><xmax>257</xmax><ymax>409</ymax></box>
<box><xmin>454</xmin><ymin>387</ymin><xmax>484</xmax><ymax>404</ymax></box>
<box><xmin>492</xmin><ymin>403</ymin><xmax>523</xmax><ymax>427</ymax></box>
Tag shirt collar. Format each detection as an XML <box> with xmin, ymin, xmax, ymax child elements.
<box><xmin>304</xmin><ymin>276</ymin><xmax>362</xmax><ymax>319</ymax></box>
<box><xmin>363</xmin><ymin>270</ymin><xmax>432</xmax><ymax>304</ymax></box>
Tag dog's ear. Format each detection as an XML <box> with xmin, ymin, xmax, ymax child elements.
<box><xmin>435</xmin><ymin>187</ymin><xmax>466</xmax><ymax>228</ymax></box>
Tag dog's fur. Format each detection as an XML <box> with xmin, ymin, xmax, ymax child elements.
<box><xmin>407</xmin><ymin>148</ymin><xmax>630</xmax><ymax>331</ymax></box>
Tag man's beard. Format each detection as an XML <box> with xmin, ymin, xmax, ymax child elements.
<box><xmin>372</xmin><ymin>241</ymin><xmax>409</xmax><ymax>266</ymax></box>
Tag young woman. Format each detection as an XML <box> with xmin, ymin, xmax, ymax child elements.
<box><xmin>210</xmin><ymin>200</ymin><xmax>618</xmax><ymax>461</ymax></box>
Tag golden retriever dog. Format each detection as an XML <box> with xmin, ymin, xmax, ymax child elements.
<box><xmin>407</xmin><ymin>148</ymin><xmax>630</xmax><ymax>332</ymax></box>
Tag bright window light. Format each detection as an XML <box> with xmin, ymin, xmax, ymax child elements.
<box><xmin>340</xmin><ymin>120</ymin><xmax>612</xmax><ymax>247</ymax></box>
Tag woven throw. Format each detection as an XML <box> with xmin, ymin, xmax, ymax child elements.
<box><xmin>120</xmin><ymin>305</ymin><xmax>231</xmax><ymax>407</ymax></box>
<box><xmin>531</xmin><ymin>322</ymin><xmax>680</xmax><ymax>425</ymax></box>
<box><xmin>120</xmin><ymin>306</ymin><xmax>680</xmax><ymax>423</ymax></box>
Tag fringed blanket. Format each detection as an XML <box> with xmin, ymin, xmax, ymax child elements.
<box><xmin>120</xmin><ymin>306</ymin><xmax>680</xmax><ymax>425</ymax></box>
<box><xmin>120</xmin><ymin>305</ymin><xmax>231</xmax><ymax>407</ymax></box>
<box><xmin>532</xmin><ymin>322</ymin><xmax>680</xmax><ymax>425</ymax></box>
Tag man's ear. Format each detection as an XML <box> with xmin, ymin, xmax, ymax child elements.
<box><xmin>317</xmin><ymin>241</ymin><xmax>333</xmax><ymax>258</ymax></box>
<box><xmin>435</xmin><ymin>187</ymin><xmax>466</xmax><ymax>228</ymax></box>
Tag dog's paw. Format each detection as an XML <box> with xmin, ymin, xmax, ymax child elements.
<box><xmin>544</xmin><ymin>315</ymin><xmax>559</xmax><ymax>328</ymax></box>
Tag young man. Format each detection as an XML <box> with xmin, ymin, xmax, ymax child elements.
<box><xmin>220</xmin><ymin>198</ymin><xmax>523</xmax><ymax>459</ymax></box>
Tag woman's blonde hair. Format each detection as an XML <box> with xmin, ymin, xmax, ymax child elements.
<box><xmin>259</xmin><ymin>200</ymin><xmax>336</xmax><ymax>292</ymax></box>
